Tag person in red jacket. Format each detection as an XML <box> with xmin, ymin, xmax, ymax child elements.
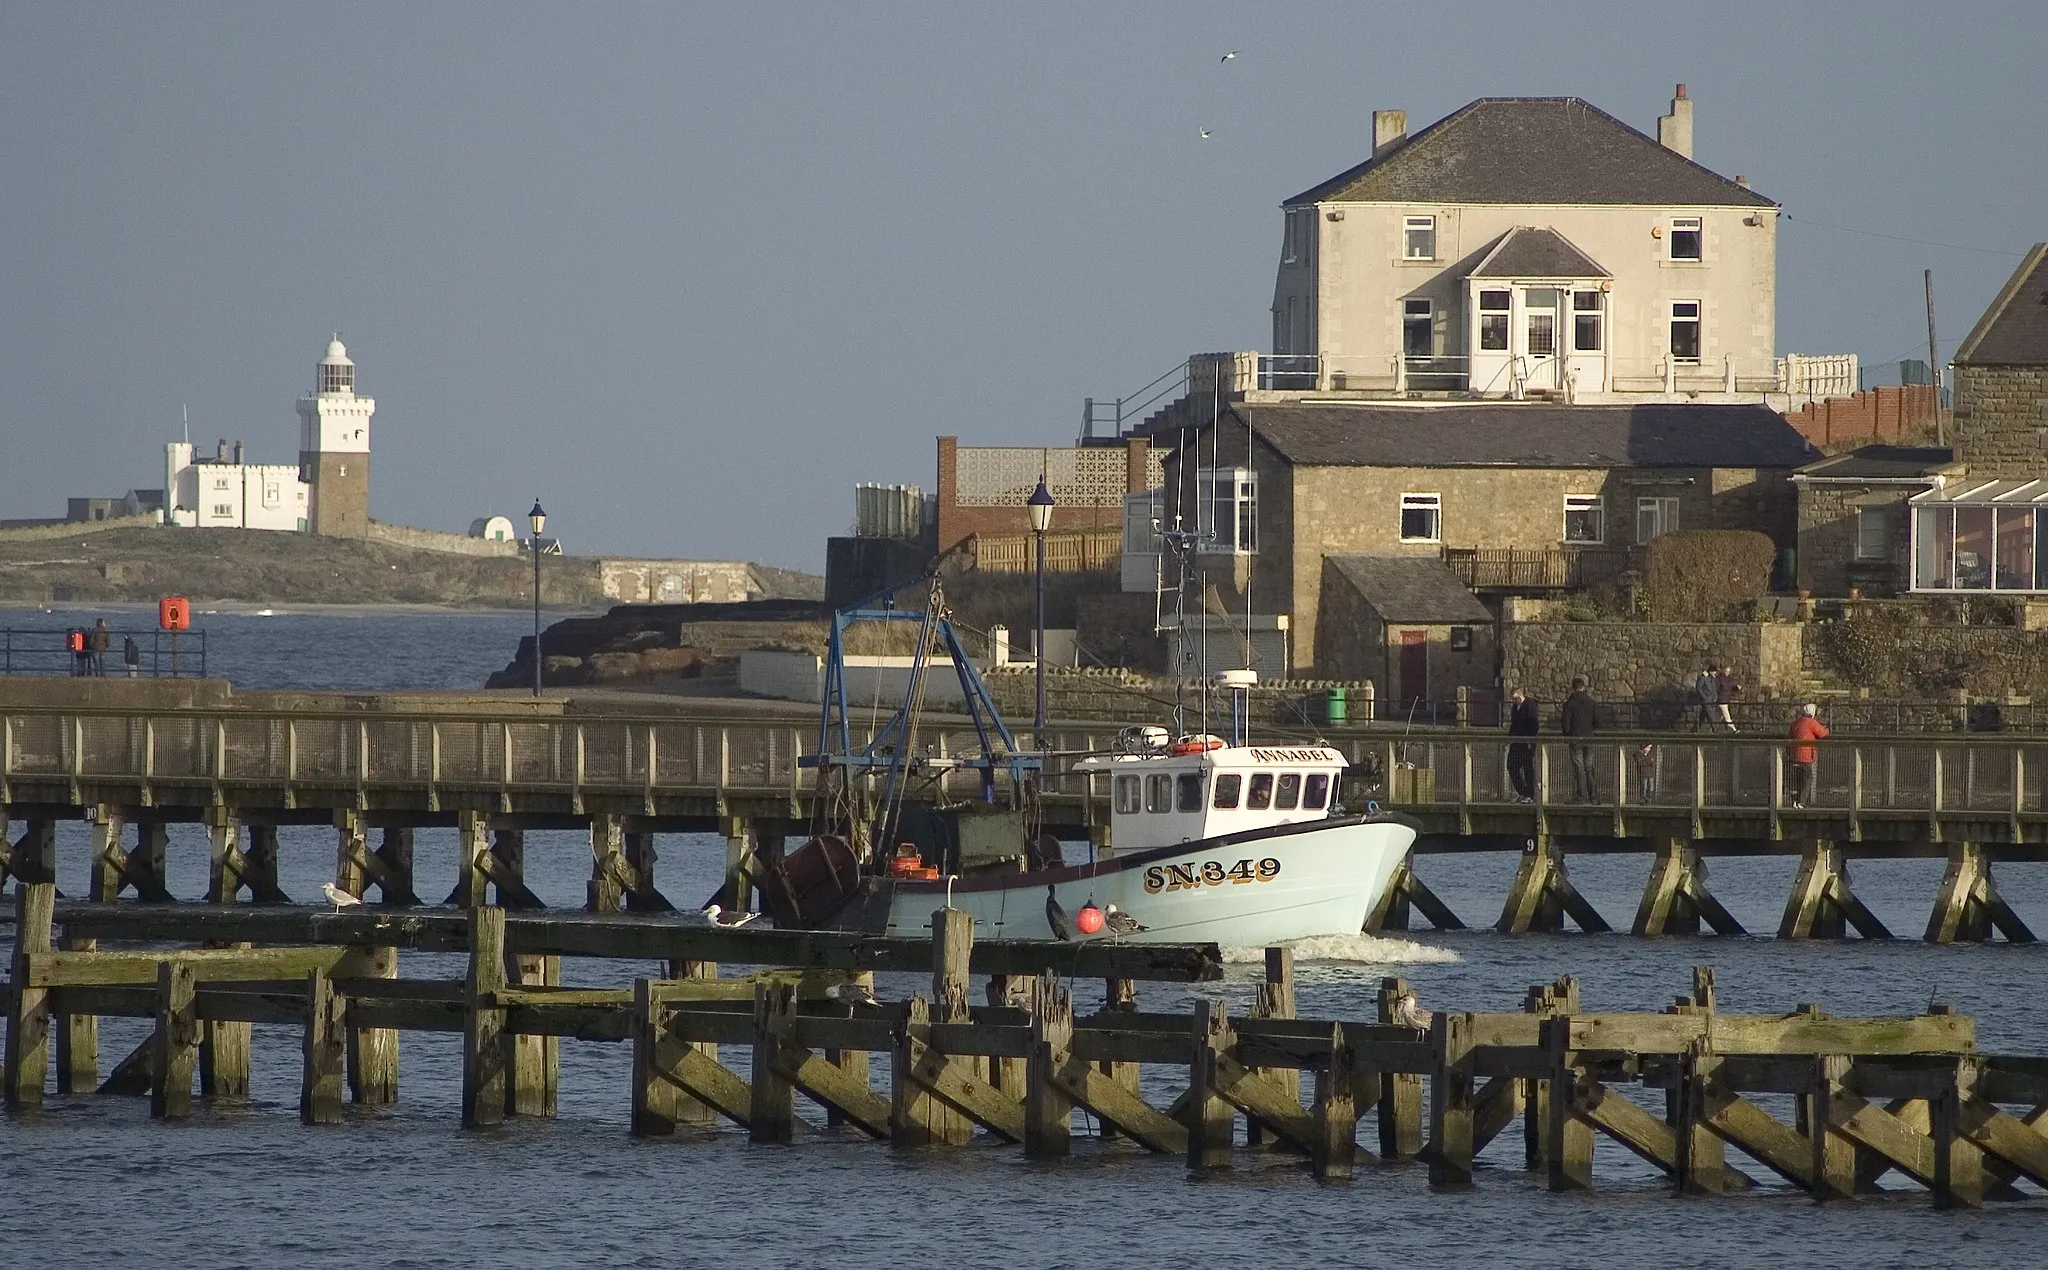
<box><xmin>1787</xmin><ymin>703</ymin><xmax>1829</xmax><ymax>808</ymax></box>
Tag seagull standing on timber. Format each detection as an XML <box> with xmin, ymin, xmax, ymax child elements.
<box><xmin>827</xmin><ymin>981</ymin><xmax>881</xmax><ymax>1011</ymax></box>
<box><xmin>321</xmin><ymin>882</ymin><xmax>361</xmax><ymax>911</ymax></box>
<box><xmin>1391</xmin><ymin>989</ymin><xmax>1430</xmax><ymax>1031</ymax></box>
<box><xmin>1044</xmin><ymin>884</ymin><xmax>1074</xmax><ymax>942</ymax></box>
<box><xmin>1102</xmin><ymin>904</ymin><xmax>1148</xmax><ymax>941</ymax></box>
<box><xmin>702</xmin><ymin>903</ymin><xmax>758</xmax><ymax>929</ymax></box>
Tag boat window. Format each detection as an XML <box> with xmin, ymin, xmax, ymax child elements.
<box><xmin>1146</xmin><ymin>773</ymin><xmax>1174</xmax><ymax>813</ymax></box>
<box><xmin>1304</xmin><ymin>773</ymin><xmax>1330</xmax><ymax>809</ymax></box>
<box><xmin>1213</xmin><ymin>774</ymin><xmax>1242</xmax><ymax>809</ymax></box>
<box><xmin>1177</xmin><ymin>772</ymin><xmax>1205</xmax><ymax>812</ymax></box>
<box><xmin>1276</xmin><ymin>773</ymin><xmax>1301</xmax><ymax>810</ymax></box>
<box><xmin>1247</xmin><ymin>773</ymin><xmax>1273</xmax><ymax>810</ymax></box>
<box><xmin>1114</xmin><ymin>775</ymin><xmax>1142</xmax><ymax>815</ymax></box>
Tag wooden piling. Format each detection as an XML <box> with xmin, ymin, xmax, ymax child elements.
<box><xmin>1377</xmin><ymin>977</ymin><xmax>1423</xmax><ymax>1158</ymax></box>
<box><xmin>367</xmin><ymin>826</ymin><xmax>421</xmax><ymax>906</ymax></box>
<box><xmin>1634</xmin><ymin>838</ymin><xmax>1744</xmax><ymax>936</ymax></box>
<box><xmin>1927</xmin><ymin>842</ymin><xmax>2035</xmax><ymax>944</ymax></box>
<box><xmin>333</xmin><ymin>809</ymin><xmax>369</xmax><ymax>901</ymax></box>
<box><xmin>461</xmin><ymin>906</ymin><xmax>508</xmax><ymax>1128</ymax></box>
<box><xmin>1429</xmin><ymin>1012</ymin><xmax>1476</xmax><ymax>1187</ymax></box>
<box><xmin>301</xmin><ymin>968</ymin><xmax>346</xmax><ymax>1125</ymax></box>
<box><xmin>1498</xmin><ymin>836</ymin><xmax>1609</xmax><ymax>934</ymax></box>
<box><xmin>589</xmin><ymin>814</ymin><xmax>627</xmax><ymax>914</ymax></box>
<box><xmin>201</xmin><ymin>810</ymin><xmax>255</xmax><ymax>1099</ymax></box>
<box><xmin>624</xmin><ymin>831</ymin><xmax>675</xmax><ymax>911</ymax></box>
<box><xmin>88</xmin><ymin>805</ymin><xmax>126</xmax><ymax>903</ymax></box>
<box><xmin>5</xmin><ymin>881</ymin><xmax>56</xmax><ymax>1108</ymax></box>
<box><xmin>1188</xmin><ymin>997</ymin><xmax>1237</xmax><ymax>1170</ymax></box>
<box><xmin>1246</xmin><ymin>947</ymin><xmax>1297</xmax><ymax>1148</ymax></box>
<box><xmin>630</xmin><ymin>977</ymin><xmax>684</xmax><ymax>1136</ymax></box>
<box><xmin>150</xmin><ymin>960</ymin><xmax>199</xmax><ymax>1120</ymax></box>
<box><xmin>721</xmin><ymin>816</ymin><xmax>756</xmax><ymax>912</ymax></box>
<box><xmin>453</xmin><ymin>811</ymin><xmax>490</xmax><ymax>909</ymax></box>
<box><xmin>506</xmin><ymin>952</ymin><xmax>558</xmax><ymax>1117</ymax></box>
<box><xmin>347</xmin><ymin>944</ymin><xmax>400</xmax><ymax>1105</ymax></box>
<box><xmin>1024</xmin><ymin>974</ymin><xmax>1074</xmax><ymax>1158</ymax></box>
<box><xmin>1675</xmin><ymin>1043</ymin><xmax>1728</xmax><ymax>1194</ymax></box>
<box><xmin>1542</xmin><ymin>1012</ymin><xmax>1593</xmax><ymax>1191</ymax></box>
<box><xmin>1809</xmin><ymin>1054</ymin><xmax>1856</xmax><ymax>1201</ymax></box>
<box><xmin>1932</xmin><ymin>1058</ymin><xmax>1984</xmax><ymax>1209</ymax></box>
<box><xmin>749</xmin><ymin>980</ymin><xmax>798</xmax><ymax>1143</ymax></box>
<box><xmin>1311</xmin><ymin>1023</ymin><xmax>1356</xmax><ymax>1181</ymax></box>
<box><xmin>919</xmin><ymin>907</ymin><xmax>976</xmax><ymax>1145</ymax></box>
<box><xmin>1780</xmin><ymin>840</ymin><xmax>1890</xmax><ymax>940</ymax></box>
<box><xmin>667</xmin><ymin>958</ymin><xmax>720</xmax><ymax>1125</ymax></box>
<box><xmin>55</xmin><ymin>934</ymin><xmax>99</xmax><ymax>1095</ymax></box>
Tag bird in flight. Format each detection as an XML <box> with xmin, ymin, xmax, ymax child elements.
<box><xmin>702</xmin><ymin>903</ymin><xmax>758</xmax><ymax>928</ymax></box>
<box><xmin>1103</xmin><ymin>904</ymin><xmax>1148</xmax><ymax>941</ymax></box>
<box><xmin>1220</xmin><ymin>51</ymin><xmax>1238</xmax><ymax>62</ymax></box>
<box><xmin>321</xmin><ymin>882</ymin><xmax>361</xmax><ymax>910</ymax></box>
<box><xmin>1200</xmin><ymin>129</ymin><xmax>1213</xmax><ymax>140</ymax></box>
<box><xmin>1044</xmin><ymin>884</ymin><xmax>1074</xmax><ymax>941</ymax></box>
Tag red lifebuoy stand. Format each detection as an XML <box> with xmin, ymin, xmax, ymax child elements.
<box><xmin>158</xmin><ymin>597</ymin><xmax>191</xmax><ymax>631</ymax></box>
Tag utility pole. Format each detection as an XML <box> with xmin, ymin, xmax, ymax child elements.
<box><xmin>1926</xmin><ymin>268</ymin><xmax>1944</xmax><ymax>446</ymax></box>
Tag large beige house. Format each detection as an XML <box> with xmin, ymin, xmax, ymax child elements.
<box><xmin>1270</xmin><ymin>88</ymin><xmax>1785</xmax><ymax>399</ymax></box>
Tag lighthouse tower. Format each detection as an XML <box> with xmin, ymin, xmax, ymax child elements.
<box><xmin>296</xmin><ymin>335</ymin><xmax>375</xmax><ymax>536</ymax></box>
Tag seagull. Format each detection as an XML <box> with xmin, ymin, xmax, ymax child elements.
<box><xmin>1220</xmin><ymin>51</ymin><xmax>1238</xmax><ymax>62</ymax></box>
<box><xmin>1391</xmin><ymin>989</ymin><xmax>1430</xmax><ymax>1031</ymax></box>
<box><xmin>321</xmin><ymin>882</ymin><xmax>361</xmax><ymax>910</ymax></box>
<box><xmin>1199</xmin><ymin>129</ymin><xmax>1213</xmax><ymax>139</ymax></box>
<box><xmin>827</xmin><ymin>981</ymin><xmax>881</xmax><ymax>1010</ymax></box>
<box><xmin>702</xmin><ymin>903</ymin><xmax>758</xmax><ymax>929</ymax></box>
<box><xmin>1045</xmin><ymin>884</ymin><xmax>1074</xmax><ymax>942</ymax></box>
<box><xmin>1103</xmin><ymin>903</ymin><xmax>1148</xmax><ymax>940</ymax></box>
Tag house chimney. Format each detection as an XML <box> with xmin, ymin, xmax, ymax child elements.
<box><xmin>1657</xmin><ymin>83</ymin><xmax>1694</xmax><ymax>159</ymax></box>
<box><xmin>232</xmin><ymin>439</ymin><xmax>244</xmax><ymax>464</ymax></box>
<box><xmin>216</xmin><ymin>438</ymin><xmax>228</xmax><ymax>462</ymax></box>
<box><xmin>1372</xmin><ymin>110</ymin><xmax>1407</xmax><ymax>160</ymax></box>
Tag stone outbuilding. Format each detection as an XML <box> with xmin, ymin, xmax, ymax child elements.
<box><xmin>1790</xmin><ymin>445</ymin><xmax>1958</xmax><ymax>596</ymax></box>
<box><xmin>1316</xmin><ymin>556</ymin><xmax>1495</xmax><ymax>708</ymax></box>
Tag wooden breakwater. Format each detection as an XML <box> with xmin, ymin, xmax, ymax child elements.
<box><xmin>6</xmin><ymin>889</ymin><xmax>2048</xmax><ymax>1206</ymax></box>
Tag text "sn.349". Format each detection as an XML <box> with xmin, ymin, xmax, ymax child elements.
<box><xmin>1143</xmin><ymin>857</ymin><xmax>1282</xmax><ymax>893</ymax></box>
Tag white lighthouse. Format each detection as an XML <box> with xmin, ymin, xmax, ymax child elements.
<box><xmin>296</xmin><ymin>335</ymin><xmax>375</xmax><ymax>537</ymax></box>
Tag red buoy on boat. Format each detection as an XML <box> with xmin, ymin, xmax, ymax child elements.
<box><xmin>1075</xmin><ymin>901</ymin><xmax>1105</xmax><ymax>935</ymax></box>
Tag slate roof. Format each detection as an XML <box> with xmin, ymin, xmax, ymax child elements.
<box><xmin>1793</xmin><ymin>445</ymin><xmax>1957</xmax><ymax>482</ymax></box>
<box><xmin>1287</xmin><ymin>98</ymin><xmax>1775</xmax><ymax>208</ymax></box>
<box><xmin>1326</xmin><ymin>556</ymin><xmax>1493</xmax><ymax>625</ymax></box>
<box><xmin>1955</xmin><ymin>244</ymin><xmax>2048</xmax><ymax>366</ymax></box>
<box><xmin>1233</xmin><ymin>403</ymin><xmax>1817</xmax><ymax>470</ymax></box>
<box><xmin>1468</xmin><ymin>227</ymin><xmax>1609</xmax><ymax>279</ymax></box>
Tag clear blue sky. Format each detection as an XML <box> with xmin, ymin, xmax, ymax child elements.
<box><xmin>3</xmin><ymin>2</ymin><xmax>2041</xmax><ymax>568</ymax></box>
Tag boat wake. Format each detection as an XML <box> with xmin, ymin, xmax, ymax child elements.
<box><xmin>1222</xmin><ymin>932</ymin><xmax>1459</xmax><ymax>965</ymax></box>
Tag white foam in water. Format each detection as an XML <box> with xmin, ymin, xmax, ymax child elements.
<box><xmin>1221</xmin><ymin>932</ymin><xmax>1460</xmax><ymax>964</ymax></box>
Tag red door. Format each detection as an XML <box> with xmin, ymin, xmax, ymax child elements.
<box><xmin>1397</xmin><ymin>630</ymin><xmax>1428</xmax><ymax>707</ymax></box>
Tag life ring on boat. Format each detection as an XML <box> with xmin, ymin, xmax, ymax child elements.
<box><xmin>1168</xmin><ymin>734</ymin><xmax>1226</xmax><ymax>755</ymax></box>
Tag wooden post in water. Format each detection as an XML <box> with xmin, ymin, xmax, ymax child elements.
<box><xmin>4</xmin><ymin>881</ymin><xmax>56</xmax><ymax>1109</ymax></box>
<box><xmin>453</xmin><ymin>811</ymin><xmax>490</xmax><ymax>909</ymax></box>
<box><xmin>150</xmin><ymin>960</ymin><xmax>199</xmax><ymax>1120</ymax></box>
<box><xmin>914</xmin><ymin>908</ymin><xmax>975</xmax><ymax>1146</ymax></box>
<box><xmin>749</xmin><ymin>980</ymin><xmax>798</xmax><ymax>1144</ymax></box>
<box><xmin>1931</xmin><ymin>1056</ymin><xmax>1984</xmax><ymax>1210</ymax></box>
<box><xmin>506</xmin><ymin>950</ymin><xmax>559</xmax><ymax>1118</ymax></box>
<box><xmin>242</xmin><ymin>823</ymin><xmax>287</xmax><ymax>902</ymax></box>
<box><xmin>1311</xmin><ymin>1022</ymin><xmax>1356</xmax><ymax>1181</ymax></box>
<box><xmin>1542</xmin><ymin>1011</ymin><xmax>1593</xmax><ymax>1191</ymax></box>
<box><xmin>630</xmin><ymin>977</ymin><xmax>684</xmax><ymax>1136</ymax></box>
<box><xmin>721</xmin><ymin>816</ymin><xmax>756</xmax><ymax>912</ymax></box>
<box><xmin>1673</xmin><ymin>967</ymin><xmax>1727</xmax><ymax>1194</ymax></box>
<box><xmin>58</xmin><ymin>816</ymin><xmax>103</xmax><ymax>1093</ymax></box>
<box><xmin>301</xmin><ymin>968</ymin><xmax>346</xmax><ymax>1125</ymax></box>
<box><xmin>366</xmin><ymin>826</ymin><xmax>420</xmax><ymax>906</ymax></box>
<box><xmin>1187</xmin><ymin>997</ymin><xmax>1236</xmax><ymax>1171</ymax></box>
<box><xmin>461</xmin><ymin>906</ymin><xmax>508</xmax><ymax>1128</ymax></box>
<box><xmin>1024</xmin><ymin>974</ymin><xmax>1074</xmax><ymax>1158</ymax></box>
<box><xmin>1377</xmin><ymin>977</ymin><xmax>1423</xmax><ymax>1158</ymax></box>
<box><xmin>667</xmin><ymin>958</ymin><xmax>720</xmax><ymax>1125</ymax></box>
<box><xmin>1429</xmin><ymin>1011</ymin><xmax>1475</xmax><ymax>1188</ymax></box>
<box><xmin>1245</xmin><ymin>947</ymin><xmax>1296</xmax><ymax>1148</ymax></box>
<box><xmin>588</xmin><ymin>813</ymin><xmax>627</xmax><ymax>913</ymax></box>
<box><xmin>201</xmin><ymin>807</ymin><xmax>253</xmax><ymax>1099</ymax></box>
<box><xmin>624</xmin><ymin>830</ymin><xmax>675</xmax><ymax>911</ymax></box>
<box><xmin>333</xmin><ymin>808</ymin><xmax>369</xmax><ymax>900</ymax></box>
<box><xmin>1809</xmin><ymin>1053</ymin><xmax>1856</xmax><ymax>1201</ymax></box>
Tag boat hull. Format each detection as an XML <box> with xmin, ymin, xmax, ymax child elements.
<box><xmin>862</xmin><ymin>814</ymin><xmax>1416</xmax><ymax>945</ymax></box>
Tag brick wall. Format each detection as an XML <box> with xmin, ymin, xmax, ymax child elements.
<box><xmin>1781</xmin><ymin>385</ymin><xmax>1938</xmax><ymax>446</ymax></box>
<box><xmin>1952</xmin><ymin>366</ymin><xmax>2048</xmax><ymax>476</ymax></box>
<box><xmin>933</xmin><ymin>437</ymin><xmax>1149</xmax><ymax>552</ymax></box>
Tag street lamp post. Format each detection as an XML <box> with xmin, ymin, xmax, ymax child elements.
<box><xmin>529</xmin><ymin>499</ymin><xmax>547</xmax><ymax>698</ymax></box>
<box><xmin>1027</xmin><ymin>477</ymin><xmax>1055</xmax><ymax>744</ymax></box>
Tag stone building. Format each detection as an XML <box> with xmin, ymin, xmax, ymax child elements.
<box><xmin>1790</xmin><ymin>446</ymin><xmax>1958</xmax><ymax>596</ymax></box>
<box><xmin>1316</xmin><ymin>555</ymin><xmax>1495</xmax><ymax>707</ymax></box>
<box><xmin>1270</xmin><ymin>87</ymin><xmax>1797</xmax><ymax>399</ymax></box>
<box><xmin>1159</xmin><ymin>400</ymin><xmax>1814</xmax><ymax>677</ymax></box>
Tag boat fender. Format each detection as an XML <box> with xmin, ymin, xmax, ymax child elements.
<box><xmin>1168</xmin><ymin>735</ymin><xmax>1226</xmax><ymax>755</ymax></box>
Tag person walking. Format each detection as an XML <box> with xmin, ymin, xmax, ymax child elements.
<box><xmin>87</xmin><ymin>618</ymin><xmax>111</xmax><ymax>677</ymax></box>
<box><xmin>123</xmin><ymin>636</ymin><xmax>141</xmax><ymax>678</ymax></box>
<box><xmin>1713</xmin><ymin>665</ymin><xmax>1740</xmax><ymax>732</ymax></box>
<box><xmin>1561</xmin><ymin>676</ymin><xmax>1600</xmax><ymax>803</ymax></box>
<box><xmin>1506</xmin><ymin>688</ymin><xmax>1539</xmax><ymax>803</ymax></box>
<box><xmin>1691</xmin><ymin>665</ymin><xmax>1717</xmax><ymax>732</ymax></box>
<box><xmin>1787</xmin><ymin>703</ymin><xmax>1829</xmax><ymax>808</ymax></box>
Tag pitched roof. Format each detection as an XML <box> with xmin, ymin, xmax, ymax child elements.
<box><xmin>1287</xmin><ymin>98</ymin><xmax>1775</xmax><ymax>208</ymax></box>
<box><xmin>1469</xmin><ymin>227</ymin><xmax>1609</xmax><ymax>279</ymax></box>
<box><xmin>1230</xmin><ymin>402</ymin><xmax>1816</xmax><ymax>470</ymax></box>
<box><xmin>1793</xmin><ymin>445</ymin><xmax>1957</xmax><ymax>482</ymax></box>
<box><xmin>1954</xmin><ymin>243</ymin><xmax>2048</xmax><ymax>366</ymax></box>
<box><xmin>1326</xmin><ymin>556</ymin><xmax>1493</xmax><ymax>625</ymax></box>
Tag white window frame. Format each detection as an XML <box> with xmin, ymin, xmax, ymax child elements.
<box><xmin>1669</xmin><ymin>216</ymin><xmax>1704</xmax><ymax>261</ymax></box>
<box><xmin>1638</xmin><ymin>496</ymin><xmax>1680</xmax><ymax>544</ymax></box>
<box><xmin>1563</xmin><ymin>495</ymin><xmax>1605</xmax><ymax>545</ymax></box>
<box><xmin>1854</xmin><ymin>507</ymin><xmax>1888</xmax><ymax>561</ymax></box>
<box><xmin>211</xmin><ymin>502</ymin><xmax>234</xmax><ymax>519</ymax></box>
<box><xmin>1477</xmin><ymin>289</ymin><xmax>1510</xmax><ymax>352</ymax></box>
<box><xmin>1402</xmin><ymin>298</ymin><xmax>1433</xmax><ymax>360</ymax></box>
<box><xmin>1403</xmin><ymin>215</ymin><xmax>1437</xmax><ymax>261</ymax></box>
<box><xmin>1571</xmin><ymin>290</ymin><xmax>1604</xmax><ymax>352</ymax></box>
<box><xmin>1400</xmin><ymin>492</ymin><xmax>1442</xmax><ymax>544</ymax></box>
<box><xmin>1195</xmin><ymin>466</ymin><xmax>1257</xmax><ymax>555</ymax></box>
<box><xmin>1670</xmin><ymin>300</ymin><xmax>1702</xmax><ymax>363</ymax></box>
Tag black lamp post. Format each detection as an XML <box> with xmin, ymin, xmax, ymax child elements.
<box><xmin>1027</xmin><ymin>477</ymin><xmax>1055</xmax><ymax>742</ymax></box>
<box><xmin>529</xmin><ymin>499</ymin><xmax>547</xmax><ymax>698</ymax></box>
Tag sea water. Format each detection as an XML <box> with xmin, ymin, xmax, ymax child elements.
<box><xmin>1</xmin><ymin>607</ymin><xmax>2044</xmax><ymax>1267</ymax></box>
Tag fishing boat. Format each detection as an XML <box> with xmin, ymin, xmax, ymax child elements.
<box><xmin>759</xmin><ymin>578</ymin><xmax>1417</xmax><ymax>945</ymax></box>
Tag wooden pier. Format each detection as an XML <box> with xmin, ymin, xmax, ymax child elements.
<box><xmin>6</xmin><ymin>885</ymin><xmax>2047</xmax><ymax>1205</ymax></box>
<box><xmin>2</xmin><ymin>695</ymin><xmax>2048</xmax><ymax>942</ymax></box>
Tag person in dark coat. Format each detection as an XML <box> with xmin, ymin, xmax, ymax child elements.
<box><xmin>1506</xmin><ymin>688</ymin><xmax>1539</xmax><ymax>802</ymax></box>
<box><xmin>1560</xmin><ymin>676</ymin><xmax>1600</xmax><ymax>802</ymax></box>
<box><xmin>87</xmin><ymin>618</ymin><xmax>111</xmax><ymax>676</ymax></box>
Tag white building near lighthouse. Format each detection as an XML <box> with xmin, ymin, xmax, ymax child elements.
<box><xmin>164</xmin><ymin>438</ymin><xmax>308</xmax><ymax>530</ymax></box>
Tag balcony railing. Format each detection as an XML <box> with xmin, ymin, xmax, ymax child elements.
<box><xmin>1440</xmin><ymin>545</ymin><xmax>1642</xmax><ymax>590</ymax></box>
<box><xmin>1189</xmin><ymin>350</ymin><xmax>1860</xmax><ymax>402</ymax></box>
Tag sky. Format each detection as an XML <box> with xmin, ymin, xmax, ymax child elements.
<box><xmin>2</xmin><ymin>2</ymin><xmax>2043</xmax><ymax>570</ymax></box>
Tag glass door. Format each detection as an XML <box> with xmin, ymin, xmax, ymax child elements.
<box><xmin>1521</xmin><ymin>287</ymin><xmax>1560</xmax><ymax>390</ymax></box>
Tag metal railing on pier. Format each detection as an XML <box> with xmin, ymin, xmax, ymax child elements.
<box><xmin>0</xmin><ymin>628</ymin><xmax>207</xmax><ymax>679</ymax></box>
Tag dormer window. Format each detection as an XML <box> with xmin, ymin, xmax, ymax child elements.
<box><xmin>1403</xmin><ymin>215</ymin><xmax>1437</xmax><ymax>260</ymax></box>
<box><xmin>1669</xmin><ymin>216</ymin><xmax>1703</xmax><ymax>261</ymax></box>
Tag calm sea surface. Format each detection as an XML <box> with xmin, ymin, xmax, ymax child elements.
<box><xmin>1</xmin><ymin>607</ymin><xmax>2044</xmax><ymax>1267</ymax></box>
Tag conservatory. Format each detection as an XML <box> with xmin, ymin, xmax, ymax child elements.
<box><xmin>1909</xmin><ymin>480</ymin><xmax>2048</xmax><ymax>592</ymax></box>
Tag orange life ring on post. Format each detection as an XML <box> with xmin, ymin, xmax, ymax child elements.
<box><xmin>1168</xmin><ymin>735</ymin><xmax>1226</xmax><ymax>756</ymax></box>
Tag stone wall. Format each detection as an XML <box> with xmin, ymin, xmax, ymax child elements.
<box><xmin>1795</xmin><ymin>484</ymin><xmax>1915</xmax><ymax>597</ymax></box>
<box><xmin>0</xmin><ymin>514</ymin><xmax>159</xmax><ymax>542</ymax></box>
<box><xmin>1952</xmin><ymin>365</ymin><xmax>2048</xmax><ymax>476</ymax></box>
<box><xmin>366</xmin><ymin>520</ymin><xmax>520</xmax><ymax>557</ymax></box>
<box><xmin>983</xmin><ymin>666</ymin><xmax>1374</xmax><ymax>727</ymax></box>
<box><xmin>1502</xmin><ymin>621</ymin><xmax>1804</xmax><ymax>703</ymax></box>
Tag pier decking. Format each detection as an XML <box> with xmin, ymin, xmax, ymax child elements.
<box><xmin>5</xmin><ymin>886</ymin><xmax>2045</xmax><ymax>1206</ymax></box>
